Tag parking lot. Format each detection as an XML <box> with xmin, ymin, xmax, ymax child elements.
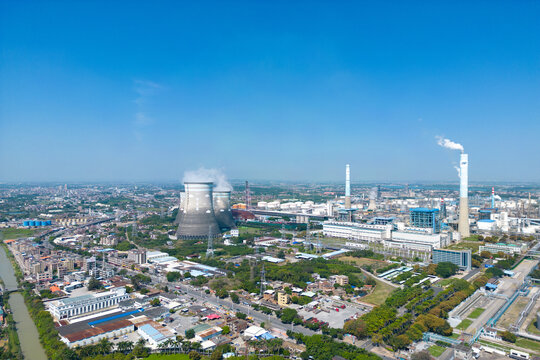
<box><xmin>294</xmin><ymin>301</ymin><xmax>369</xmax><ymax>328</ymax></box>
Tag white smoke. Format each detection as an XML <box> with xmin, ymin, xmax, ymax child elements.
<box><xmin>436</xmin><ymin>136</ymin><xmax>464</xmax><ymax>153</ymax></box>
<box><xmin>182</xmin><ymin>167</ymin><xmax>232</xmax><ymax>191</ymax></box>
<box><xmin>454</xmin><ymin>165</ymin><xmax>461</xmax><ymax>178</ymax></box>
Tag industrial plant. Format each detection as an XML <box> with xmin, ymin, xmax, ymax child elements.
<box><xmin>175</xmin><ymin>181</ymin><xmax>236</xmax><ymax>240</ymax></box>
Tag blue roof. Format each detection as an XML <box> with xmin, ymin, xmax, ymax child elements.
<box><xmin>140</xmin><ymin>324</ymin><xmax>167</xmax><ymax>342</ymax></box>
<box><xmin>411</xmin><ymin>208</ymin><xmax>439</xmax><ymax>212</ymax></box>
<box><xmin>258</xmin><ymin>332</ymin><xmax>275</xmax><ymax>340</ymax></box>
<box><xmin>478</xmin><ymin>219</ymin><xmax>495</xmax><ymax>223</ymax></box>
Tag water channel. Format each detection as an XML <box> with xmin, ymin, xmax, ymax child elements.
<box><xmin>0</xmin><ymin>245</ymin><xmax>48</xmax><ymax>360</ymax></box>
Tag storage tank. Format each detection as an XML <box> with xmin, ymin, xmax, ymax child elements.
<box><xmin>45</xmin><ymin>220</ymin><xmax>52</xmax><ymax>226</ymax></box>
<box><xmin>213</xmin><ymin>190</ymin><xmax>236</xmax><ymax>231</ymax></box>
<box><xmin>176</xmin><ymin>182</ymin><xmax>221</xmax><ymax>240</ymax></box>
<box><xmin>29</xmin><ymin>220</ymin><xmax>36</xmax><ymax>226</ymax></box>
<box><xmin>23</xmin><ymin>220</ymin><xmax>30</xmax><ymax>227</ymax></box>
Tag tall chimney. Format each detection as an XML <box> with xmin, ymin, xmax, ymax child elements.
<box><xmin>458</xmin><ymin>153</ymin><xmax>470</xmax><ymax>237</ymax></box>
<box><xmin>345</xmin><ymin>164</ymin><xmax>351</xmax><ymax>209</ymax></box>
<box><xmin>491</xmin><ymin>187</ymin><xmax>495</xmax><ymax>209</ymax></box>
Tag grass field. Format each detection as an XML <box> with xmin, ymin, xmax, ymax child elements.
<box><xmin>456</xmin><ymin>319</ymin><xmax>473</xmax><ymax>331</ymax></box>
<box><xmin>340</xmin><ymin>256</ymin><xmax>389</xmax><ymax>270</ymax></box>
<box><xmin>515</xmin><ymin>338</ymin><xmax>540</xmax><ymax>354</ymax></box>
<box><xmin>428</xmin><ymin>345</ymin><xmax>446</xmax><ymax>357</ymax></box>
<box><xmin>499</xmin><ymin>297</ymin><xmax>528</xmax><ymax>329</ymax></box>
<box><xmin>446</xmin><ymin>241</ymin><xmax>484</xmax><ymax>253</ymax></box>
<box><xmin>0</xmin><ymin>228</ymin><xmax>37</xmax><ymax>239</ymax></box>
<box><xmin>146</xmin><ymin>355</ymin><xmax>191</xmax><ymax>360</ymax></box>
<box><xmin>238</xmin><ymin>226</ymin><xmax>264</xmax><ymax>235</ymax></box>
<box><xmin>527</xmin><ymin>319</ymin><xmax>540</xmax><ymax>336</ymax></box>
<box><xmin>468</xmin><ymin>307</ymin><xmax>485</xmax><ymax>319</ymax></box>
<box><xmin>361</xmin><ymin>273</ymin><xmax>396</xmax><ymax>305</ymax></box>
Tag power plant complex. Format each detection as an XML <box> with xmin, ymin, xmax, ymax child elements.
<box><xmin>175</xmin><ymin>182</ymin><xmax>236</xmax><ymax>240</ymax></box>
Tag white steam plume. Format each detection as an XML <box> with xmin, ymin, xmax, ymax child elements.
<box><xmin>182</xmin><ymin>167</ymin><xmax>232</xmax><ymax>191</ymax></box>
<box><xmin>436</xmin><ymin>136</ymin><xmax>464</xmax><ymax>153</ymax></box>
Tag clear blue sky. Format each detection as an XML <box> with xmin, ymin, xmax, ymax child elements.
<box><xmin>1</xmin><ymin>1</ymin><xmax>539</xmax><ymax>183</ymax></box>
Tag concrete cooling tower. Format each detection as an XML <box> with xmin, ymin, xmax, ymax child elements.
<box><xmin>173</xmin><ymin>191</ymin><xmax>185</xmax><ymax>225</ymax></box>
<box><xmin>213</xmin><ymin>190</ymin><xmax>236</xmax><ymax>231</ymax></box>
<box><xmin>176</xmin><ymin>182</ymin><xmax>221</xmax><ymax>240</ymax></box>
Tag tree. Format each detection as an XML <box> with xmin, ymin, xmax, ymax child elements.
<box><xmin>230</xmin><ymin>292</ymin><xmax>239</xmax><ymax>303</ymax></box>
<box><xmin>150</xmin><ymin>298</ymin><xmax>161</xmax><ymax>306</ymax></box>
<box><xmin>281</xmin><ymin>308</ymin><xmax>299</xmax><ymax>324</ymax></box>
<box><xmin>222</xmin><ymin>325</ymin><xmax>230</xmax><ymax>335</ymax></box>
<box><xmin>236</xmin><ymin>312</ymin><xmax>247</xmax><ymax>320</ymax></box>
<box><xmin>185</xmin><ymin>328</ymin><xmax>195</xmax><ymax>339</ymax></box>
<box><xmin>343</xmin><ymin>318</ymin><xmax>368</xmax><ymax>339</ymax></box>
<box><xmin>87</xmin><ymin>277</ymin><xmax>103</xmax><ymax>291</ymax></box>
<box><xmin>392</xmin><ymin>334</ymin><xmax>411</xmax><ymax>350</ymax></box>
<box><xmin>167</xmin><ymin>271</ymin><xmax>182</xmax><ymax>282</ymax></box>
<box><xmin>189</xmin><ymin>351</ymin><xmax>201</xmax><ymax>360</ymax></box>
<box><xmin>435</xmin><ymin>262</ymin><xmax>459</xmax><ymax>278</ymax></box>
<box><xmin>500</xmin><ymin>330</ymin><xmax>516</xmax><ymax>343</ymax></box>
<box><xmin>486</xmin><ymin>267</ymin><xmax>504</xmax><ymax>278</ymax></box>
<box><xmin>480</xmin><ymin>251</ymin><xmax>492</xmax><ymax>258</ymax></box>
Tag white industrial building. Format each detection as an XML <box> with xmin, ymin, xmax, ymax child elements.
<box><xmin>49</xmin><ymin>287</ymin><xmax>129</xmax><ymax>320</ymax></box>
<box><xmin>323</xmin><ymin>221</ymin><xmax>391</xmax><ymax>242</ymax></box>
<box><xmin>323</xmin><ymin>221</ymin><xmax>450</xmax><ymax>252</ymax></box>
<box><xmin>479</xmin><ymin>243</ymin><xmax>527</xmax><ymax>255</ymax></box>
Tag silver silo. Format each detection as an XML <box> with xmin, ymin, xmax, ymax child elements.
<box><xmin>213</xmin><ymin>190</ymin><xmax>236</xmax><ymax>231</ymax></box>
<box><xmin>176</xmin><ymin>182</ymin><xmax>221</xmax><ymax>240</ymax></box>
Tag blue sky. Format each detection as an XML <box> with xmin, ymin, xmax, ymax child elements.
<box><xmin>1</xmin><ymin>1</ymin><xmax>539</xmax><ymax>182</ymax></box>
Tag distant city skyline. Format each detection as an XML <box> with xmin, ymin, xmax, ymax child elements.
<box><xmin>1</xmin><ymin>1</ymin><xmax>539</xmax><ymax>182</ymax></box>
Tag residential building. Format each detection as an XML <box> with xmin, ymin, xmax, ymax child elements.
<box><xmin>277</xmin><ymin>291</ymin><xmax>289</xmax><ymax>307</ymax></box>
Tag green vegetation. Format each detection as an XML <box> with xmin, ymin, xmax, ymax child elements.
<box><xmin>0</xmin><ymin>228</ymin><xmax>37</xmax><ymax>239</ymax></box>
<box><xmin>468</xmin><ymin>307</ymin><xmax>485</xmax><ymax>319</ymax></box>
<box><xmin>361</xmin><ymin>274</ymin><xmax>396</xmax><ymax>306</ymax></box>
<box><xmin>435</xmin><ymin>262</ymin><xmax>458</xmax><ymax>278</ymax></box>
<box><xmin>515</xmin><ymin>338</ymin><xmax>540</xmax><ymax>354</ymax></box>
<box><xmin>456</xmin><ymin>319</ymin><xmax>473</xmax><ymax>331</ymax></box>
<box><xmin>428</xmin><ymin>345</ymin><xmax>446</xmax><ymax>357</ymax></box>
<box><xmin>288</xmin><ymin>333</ymin><xmax>380</xmax><ymax>360</ymax></box>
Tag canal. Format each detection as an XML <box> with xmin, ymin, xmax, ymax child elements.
<box><xmin>0</xmin><ymin>245</ymin><xmax>48</xmax><ymax>360</ymax></box>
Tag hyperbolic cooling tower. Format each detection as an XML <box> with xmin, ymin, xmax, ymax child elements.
<box><xmin>173</xmin><ymin>191</ymin><xmax>185</xmax><ymax>225</ymax></box>
<box><xmin>176</xmin><ymin>182</ymin><xmax>221</xmax><ymax>240</ymax></box>
<box><xmin>213</xmin><ymin>190</ymin><xmax>236</xmax><ymax>231</ymax></box>
<box><xmin>458</xmin><ymin>153</ymin><xmax>470</xmax><ymax>237</ymax></box>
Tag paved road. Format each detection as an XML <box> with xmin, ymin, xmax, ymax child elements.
<box><xmin>121</xmin><ymin>268</ymin><xmax>317</xmax><ymax>336</ymax></box>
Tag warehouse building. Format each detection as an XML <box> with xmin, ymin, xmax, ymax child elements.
<box><xmin>479</xmin><ymin>243</ymin><xmax>527</xmax><ymax>255</ymax></box>
<box><xmin>49</xmin><ymin>287</ymin><xmax>129</xmax><ymax>320</ymax></box>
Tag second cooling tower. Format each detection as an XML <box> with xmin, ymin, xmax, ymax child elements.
<box><xmin>213</xmin><ymin>191</ymin><xmax>236</xmax><ymax>231</ymax></box>
<box><xmin>176</xmin><ymin>182</ymin><xmax>221</xmax><ymax>240</ymax></box>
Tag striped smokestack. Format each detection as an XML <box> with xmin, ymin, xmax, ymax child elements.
<box><xmin>345</xmin><ymin>164</ymin><xmax>351</xmax><ymax>209</ymax></box>
<box><xmin>458</xmin><ymin>153</ymin><xmax>470</xmax><ymax>237</ymax></box>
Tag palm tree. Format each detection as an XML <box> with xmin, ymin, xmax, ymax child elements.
<box><xmin>116</xmin><ymin>341</ymin><xmax>133</xmax><ymax>353</ymax></box>
<box><xmin>97</xmin><ymin>338</ymin><xmax>113</xmax><ymax>355</ymax></box>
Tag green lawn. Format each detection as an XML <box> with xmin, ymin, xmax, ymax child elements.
<box><xmin>515</xmin><ymin>338</ymin><xmax>540</xmax><ymax>354</ymax></box>
<box><xmin>527</xmin><ymin>319</ymin><xmax>540</xmax><ymax>336</ymax></box>
<box><xmin>468</xmin><ymin>308</ymin><xmax>485</xmax><ymax>319</ymax></box>
<box><xmin>456</xmin><ymin>319</ymin><xmax>473</xmax><ymax>331</ymax></box>
<box><xmin>428</xmin><ymin>345</ymin><xmax>446</xmax><ymax>357</ymax></box>
<box><xmin>446</xmin><ymin>241</ymin><xmax>484</xmax><ymax>253</ymax></box>
<box><xmin>361</xmin><ymin>274</ymin><xmax>396</xmax><ymax>306</ymax></box>
<box><xmin>146</xmin><ymin>354</ymin><xmax>191</xmax><ymax>360</ymax></box>
<box><xmin>0</xmin><ymin>228</ymin><xmax>37</xmax><ymax>240</ymax></box>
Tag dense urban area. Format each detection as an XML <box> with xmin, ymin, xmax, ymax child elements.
<box><xmin>1</xmin><ymin>174</ymin><xmax>539</xmax><ymax>360</ymax></box>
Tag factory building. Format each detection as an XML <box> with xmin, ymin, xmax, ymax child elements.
<box><xmin>410</xmin><ymin>208</ymin><xmax>440</xmax><ymax>233</ymax></box>
<box><xmin>49</xmin><ymin>287</ymin><xmax>129</xmax><ymax>320</ymax></box>
<box><xmin>322</xmin><ymin>221</ymin><xmax>391</xmax><ymax>242</ymax></box>
<box><xmin>479</xmin><ymin>243</ymin><xmax>527</xmax><ymax>255</ymax></box>
<box><xmin>384</xmin><ymin>231</ymin><xmax>447</xmax><ymax>252</ymax></box>
<box><xmin>432</xmin><ymin>249</ymin><xmax>472</xmax><ymax>271</ymax></box>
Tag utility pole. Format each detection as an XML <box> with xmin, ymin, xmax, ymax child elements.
<box><xmin>206</xmin><ymin>225</ymin><xmax>214</xmax><ymax>258</ymax></box>
<box><xmin>260</xmin><ymin>263</ymin><xmax>266</xmax><ymax>295</ymax></box>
